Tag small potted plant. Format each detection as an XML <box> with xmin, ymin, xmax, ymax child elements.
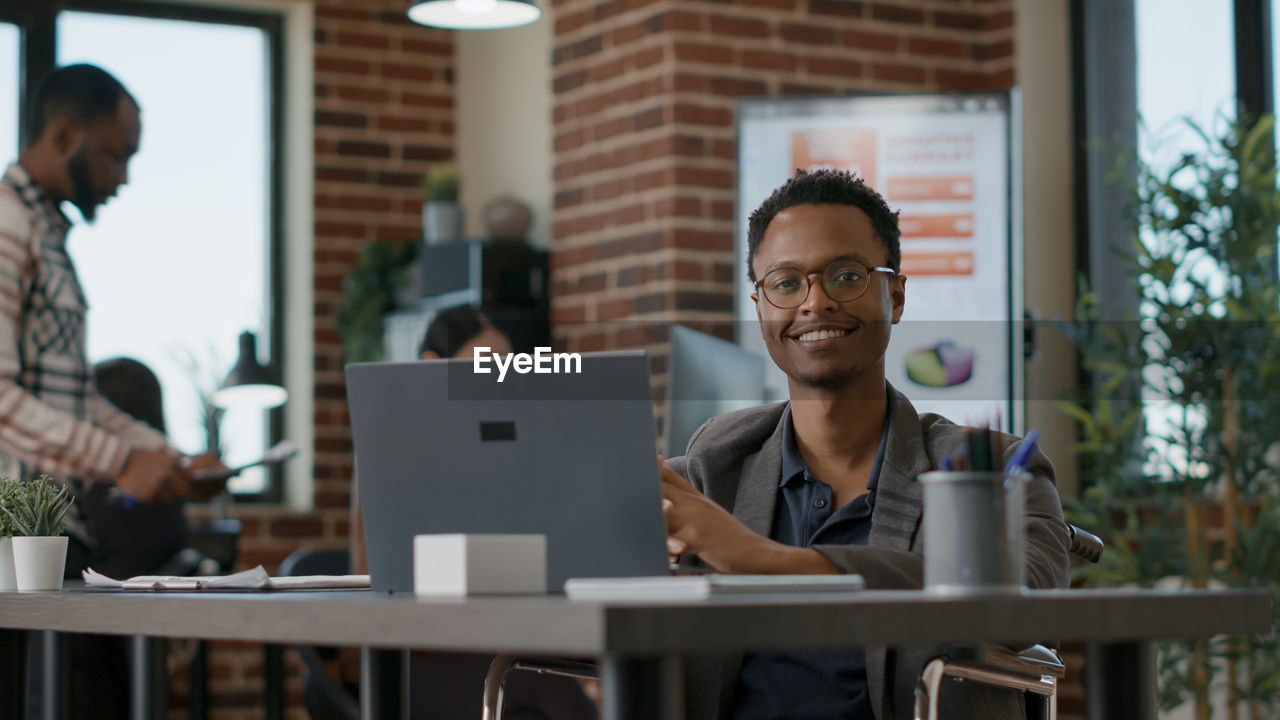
<box><xmin>421</xmin><ymin>161</ymin><xmax>462</xmax><ymax>244</ymax></box>
<box><xmin>0</xmin><ymin>477</ymin><xmax>20</xmax><ymax>591</ymax></box>
<box><xmin>1</xmin><ymin>475</ymin><xmax>74</xmax><ymax>591</ymax></box>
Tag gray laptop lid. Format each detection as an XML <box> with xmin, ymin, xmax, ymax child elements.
<box><xmin>346</xmin><ymin>351</ymin><xmax>670</xmax><ymax>592</ymax></box>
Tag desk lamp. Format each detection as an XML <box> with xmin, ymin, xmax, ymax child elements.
<box><xmin>212</xmin><ymin>331</ymin><xmax>287</xmax><ymax>410</ymax></box>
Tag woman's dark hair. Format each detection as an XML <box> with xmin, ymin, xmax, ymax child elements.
<box><xmin>419</xmin><ymin>304</ymin><xmax>489</xmax><ymax>358</ymax></box>
<box><xmin>94</xmin><ymin>357</ymin><xmax>165</xmax><ymax>433</ymax></box>
<box><xmin>745</xmin><ymin>168</ymin><xmax>901</xmax><ymax>281</ymax></box>
<box><xmin>28</xmin><ymin>64</ymin><xmax>136</xmax><ymax>144</ymax></box>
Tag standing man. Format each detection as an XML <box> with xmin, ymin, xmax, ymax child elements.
<box><xmin>0</xmin><ymin>62</ymin><xmax>219</xmax><ymax>717</ymax></box>
<box><xmin>0</xmin><ymin>63</ymin><xmax>197</xmax><ymax>557</ymax></box>
<box><xmin>660</xmin><ymin>169</ymin><xmax>1070</xmax><ymax>719</ymax></box>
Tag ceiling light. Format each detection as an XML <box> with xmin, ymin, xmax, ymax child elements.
<box><xmin>408</xmin><ymin>0</ymin><xmax>540</xmax><ymax>30</ymax></box>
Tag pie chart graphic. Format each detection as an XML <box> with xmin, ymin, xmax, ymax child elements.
<box><xmin>905</xmin><ymin>341</ymin><xmax>974</xmax><ymax>388</ymax></box>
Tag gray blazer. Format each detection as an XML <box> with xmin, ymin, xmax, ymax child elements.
<box><xmin>665</xmin><ymin>384</ymin><xmax>1071</xmax><ymax>720</ymax></box>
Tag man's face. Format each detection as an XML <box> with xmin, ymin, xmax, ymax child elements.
<box><xmin>751</xmin><ymin>203</ymin><xmax>906</xmax><ymax>390</ymax></box>
<box><xmin>64</xmin><ymin>97</ymin><xmax>141</xmax><ymax>223</ymax></box>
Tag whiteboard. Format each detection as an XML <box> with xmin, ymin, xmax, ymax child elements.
<box><xmin>735</xmin><ymin>93</ymin><xmax>1022</xmax><ymax>430</ymax></box>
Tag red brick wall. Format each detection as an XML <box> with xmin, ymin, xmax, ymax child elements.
<box><xmin>311</xmin><ymin>0</ymin><xmax>453</xmax><ymax>537</ymax></box>
<box><xmin>178</xmin><ymin>1</ymin><xmax>454</xmax><ymax>716</ymax></box>
<box><xmin>549</xmin><ymin>0</ymin><xmax>1016</xmax><ymax>430</ymax></box>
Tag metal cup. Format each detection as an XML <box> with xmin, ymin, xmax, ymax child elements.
<box><xmin>917</xmin><ymin>470</ymin><xmax>1028</xmax><ymax>594</ymax></box>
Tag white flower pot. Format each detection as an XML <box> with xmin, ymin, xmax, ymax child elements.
<box><xmin>12</xmin><ymin>536</ymin><xmax>68</xmax><ymax>591</ymax></box>
<box><xmin>0</xmin><ymin>537</ymin><xmax>16</xmax><ymax>591</ymax></box>
<box><xmin>423</xmin><ymin>202</ymin><xmax>464</xmax><ymax>245</ymax></box>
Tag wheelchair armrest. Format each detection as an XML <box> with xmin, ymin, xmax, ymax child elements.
<box><xmin>483</xmin><ymin>654</ymin><xmax>599</xmax><ymax>720</ymax></box>
<box><xmin>1068</xmin><ymin>524</ymin><xmax>1104</xmax><ymax>563</ymax></box>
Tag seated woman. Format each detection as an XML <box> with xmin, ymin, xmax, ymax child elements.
<box><xmin>348</xmin><ymin>304</ymin><xmax>598</xmax><ymax>720</ymax></box>
<box><xmin>78</xmin><ymin>357</ymin><xmax>188</xmax><ymax>578</ymax></box>
<box><xmin>66</xmin><ymin>357</ymin><xmax>220</xmax><ymax>718</ymax></box>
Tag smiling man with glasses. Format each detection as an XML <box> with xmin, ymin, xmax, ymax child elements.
<box><xmin>659</xmin><ymin>169</ymin><xmax>1070</xmax><ymax>720</ymax></box>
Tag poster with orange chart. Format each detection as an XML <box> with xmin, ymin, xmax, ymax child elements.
<box><xmin>791</xmin><ymin>129</ymin><xmax>878</xmax><ymax>186</ymax></box>
<box><xmin>738</xmin><ymin>94</ymin><xmax>1016</xmax><ymax>426</ymax></box>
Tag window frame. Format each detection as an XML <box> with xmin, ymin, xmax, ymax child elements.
<box><xmin>11</xmin><ymin>0</ymin><xmax>289</xmax><ymax>502</ymax></box>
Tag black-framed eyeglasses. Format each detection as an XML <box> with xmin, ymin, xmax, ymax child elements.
<box><xmin>753</xmin><ymin>260</ymin><xmax>896</xmax><ymax>309</ymax></box>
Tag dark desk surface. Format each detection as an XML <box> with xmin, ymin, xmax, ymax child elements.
<box><xmin>0</xmin><ymin>588</ymin><xmax>1271</xmax><ymax>655</ymax></box>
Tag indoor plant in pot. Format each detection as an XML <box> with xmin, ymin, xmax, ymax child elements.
<box><xmin>1</xmin><ymin>475</ymin><xmax>74</xmax><ymax>591</ymax></box>
<box><xmin>0</xmin><ymin>476</ymin><xmax>20</xmax><ymax>591</ymax></box>
<box><xmin>1059</xmin><ymin>114</ymin><xmax>1280</xmax><ymax>718</ymax></box>
<box><xmin>336</xmin><ymin>239</ymin><xmax>419</xmax><ymax>364</ymax></box>
<box><xmin>421</xmin><ymin>161</ymin><xmax>462</xmax><ymax>244</ymax></box>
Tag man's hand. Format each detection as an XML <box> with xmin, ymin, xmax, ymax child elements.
<box><xmin>116</xmin><ymin>449</ymin><xmax>188</xmax><ymax>502</ymax></box>
<box><xmin>182</xmin><ymin>452</ymin><xmax>230</xmax><ymax>502</ymax></box>
<box><xmin>659</xmin><ymin>456</ymin><xmax>841</xmax><ymax>575</ymax></box>
<box><xmin>659</xmin><ymin>456</ymin><xmax>776</xmax><ymax>573</ymax></box>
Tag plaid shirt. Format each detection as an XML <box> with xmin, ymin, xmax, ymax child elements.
<box><xmin>0</xmin><ymin>162</ymin><xmax>170</xmax><ymax>545</ymax></box>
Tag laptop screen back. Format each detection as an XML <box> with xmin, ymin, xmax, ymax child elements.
<box><xmin>346</xmin><ymin>351</ymin><xmax>670</xmax><ymax>592</ymax></box>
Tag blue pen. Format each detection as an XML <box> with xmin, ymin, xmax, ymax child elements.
<box><xmin>108</xmin><ymin>486</ymin><xmax>137</xmax><ymax>509</ymax></box>
<box><xmin>1003</xmin><ymin>429</ymin><xmax>1040</xmax><ymax>475</ymax></box>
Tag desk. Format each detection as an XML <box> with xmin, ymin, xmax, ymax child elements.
<box><xmin>0</xmin><ymin>588</ymin><xmax>1271</xmax><ymax>719</ymax></box>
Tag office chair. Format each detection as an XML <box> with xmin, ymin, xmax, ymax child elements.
<box><xmin>912</xmin><ymin>523</ymin><xmax>1105</xmax><ymax>720</ymax></box>
<box><xmin>481</xmin><ymin>524</ymin><xmax>1105</xmax><ymax>720</ymax></box>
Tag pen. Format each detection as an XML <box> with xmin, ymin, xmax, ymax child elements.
<box><xmin>108</xmin><ymin>486</ymin><xmax>137</xmax><ymax>509</ymax></box>
<box><xmin>1003</xmin><ymin>429</ymin><xmax>1040</xmax><ymax>475</ymax></box>
<box><xmin>968</xmin><ymin>427</ymin><xmax>992</xmax><ymax>472</ymax></box>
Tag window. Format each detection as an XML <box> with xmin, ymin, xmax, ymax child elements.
<box><xmin>3</xmin><ymin>2</ymin><xmax>288</xmax><ymax>500</ymax></box>
<box><xmin>1135</xmin><ymin>0</ymin><xmax>1236</xmax><ymax>167</ymax></box>
<box><xmin>1133</xmin><ymin>0</ymin><xmax>1237</xmax><ymax>481</ymax></box>
<box><xmin>58</xmin><ymin>10</ymin><xmax>276</xmax><ymax>493</ymax></box>
<box><xmin>0</xmin><ymin>22</ymin><xmax>17</xmax><ymax>164</ymax></box>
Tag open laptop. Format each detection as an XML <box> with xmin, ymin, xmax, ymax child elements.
<box><xmin>346</xmin><ymin>351</ymin><xmax>671</xmax><ymax>592</ymax></box>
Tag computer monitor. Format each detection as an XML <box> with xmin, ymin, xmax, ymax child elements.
<box><xmin>663</xmin><ymin>325</ymin><xmax>768</xmax><ymax>456</ymax></box>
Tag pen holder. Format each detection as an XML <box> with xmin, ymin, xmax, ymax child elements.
<box><xmin>918</xmin><ymin>470</ymin><xmax>1027</xmax><ymax>595</ymax></box>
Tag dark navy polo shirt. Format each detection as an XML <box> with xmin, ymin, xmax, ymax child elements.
<box><xmin>729</xmin><ymin>404</ymin><xmax>890</xmax><ymax>720</ymax></box>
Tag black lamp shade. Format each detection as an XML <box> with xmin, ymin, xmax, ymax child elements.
<box><xmin>408</xmin><ymin>0</ymin><xmax>540</xmax><ymax>29</ymax></box>
<box><xmin>213</xmin><ymin>331</ymin><xmax>287</xmax><ymax>409</ymax></box>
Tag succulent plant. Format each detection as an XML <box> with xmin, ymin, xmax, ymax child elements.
<box><xmin>0</xmin><ymin>475</ymin><xmax>74</xmax><ymax>537</ymax></box>
<box><xmin>421</xmin><ymin>162</ymin><xmax>460</xmax><ymax>203</ymax></box>
<box><xmin>0</xmin><ymin>476</ymin><xmax>21</xmax><ymax>539</ymax></box>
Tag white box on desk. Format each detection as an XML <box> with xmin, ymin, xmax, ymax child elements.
<box><xmin>413</xmin><ymin>534</ymin><xmax>546</xmax><ymax>596</ymax></box>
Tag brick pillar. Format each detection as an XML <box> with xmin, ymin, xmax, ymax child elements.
<box><xmin>312</xmin><ymin>0</ymin><xmax>456</xmax><ymax>496</ymax></box>
<box><xmin>550</xmin><ymin>0</ymin><xmax>1015</xmax><ymax>408</ymax></box>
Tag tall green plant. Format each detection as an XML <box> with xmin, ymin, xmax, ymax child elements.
<box><xmin>0</xmin><ymin>476</ymin><xmax>74</xmax><ymax>537</ymax></box>
<box><xmin>1060</xmin><ymin>114</ymin><xmax>1280</xmax><ymax>719</ymax></box>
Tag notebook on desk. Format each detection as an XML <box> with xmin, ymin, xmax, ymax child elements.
<box><xmin>346</xmin><ymin>351</ymin><xmax>671</xmax><ymax>592</ymax></box>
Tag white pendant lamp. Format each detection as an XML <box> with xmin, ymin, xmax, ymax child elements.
<box><xmin>408</xmin><ymin>0</ymin><xmax>541</xmax><ymax>30</ymax></box>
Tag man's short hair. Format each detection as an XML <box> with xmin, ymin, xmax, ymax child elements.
<box><xmin>27</xmin><ymin>64</ymin><xmax>136</xmax><ymax>144</ymax></box>
<box><xmin>746</xmin><ymin>169</ymin><xmax>901</xmax><ymax>282</ymax></box>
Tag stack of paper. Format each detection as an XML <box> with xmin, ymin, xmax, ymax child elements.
<box><xmin>82</xmin><ymin>565</ymin><xmax>371</xmax><ymax>591</ymax></box>
<box><xmin>563</xmin><ymin>573</ymin><xmax>865</xmax><ymax>601</ymax></box>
